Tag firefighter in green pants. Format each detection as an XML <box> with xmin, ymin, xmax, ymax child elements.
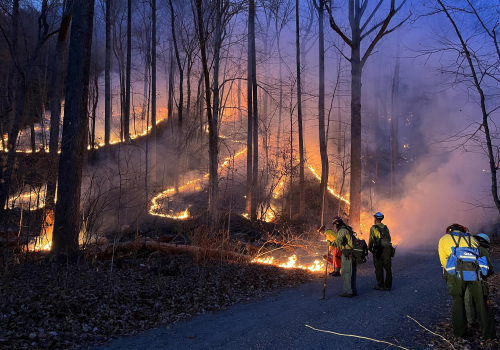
<box><xmin>368</xmin><ymin>212</ymin><xmax>392</xmax><ymax>290</ymax></box>
<box><xmin>465</xmin><ymin>233</ymin><xmax>494</xmax><ymax>327</ymax></box>
<box><xmin>329</xmin><ymin>216</ymin><xmax>357</xmax><ymax>298</ymax></box>
<box><xmin>438</xmin><ymin>224</ymin><xmax>496</xmax><ymax>340</ymax></box>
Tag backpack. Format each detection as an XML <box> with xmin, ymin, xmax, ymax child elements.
<box><xmin>345</xmin><ymin>226</ymin><xmax>369</xmax><ymax>264</ymax></box>
<box><xmin>374</xmin><ymin>225</ymin><xmax>396</xmax><ymax>257</ymax></box>
<box><xmin>445</xmin><ymin>232</ymin><xmax>489</xmax><ymax>281</ymax></box>
<box><xmin>377</xmin><ymin>225</ymin><xmax>392</xmax><ymax>248</ymax></box>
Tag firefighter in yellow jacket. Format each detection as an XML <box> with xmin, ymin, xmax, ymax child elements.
<box><xmin>438</xmin><ymin>224</ymin><xmax>495</xmax><ymax>340</ymax></box>
<box><xmin>329</xmin><ymin>216</ymin><xmax>357</xmax><ymax>297</ymax></box>
<box><xmin>368</xmin><ymin>212</ymin><xmax>392</xmax><ymax>291</ymax></box>
<box><xmin>317</xmin><ymin>225</ymin><xmax>342</xmax><ymax>276</ymax></box>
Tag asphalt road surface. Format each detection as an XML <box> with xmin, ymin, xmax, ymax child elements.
<box><xmin>88</xmin><ymin>249</ymin><xmax>460</xmax><ymax>350</ymax></box>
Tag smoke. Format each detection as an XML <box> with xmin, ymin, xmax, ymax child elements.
<box><xmin>373</xmin><ymin>91</ymin><xmax>497</xmax><ymax>250</ymax></box>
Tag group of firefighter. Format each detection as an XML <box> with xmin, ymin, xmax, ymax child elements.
<box><xmin>319</xmin><ymin>213</ymin><xmax>496</xmax><ymax>341</ymax></box>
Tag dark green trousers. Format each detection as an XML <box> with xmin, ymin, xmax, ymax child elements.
<box><xmin>373</xmin><ymin>249</ymin><xmax>392</xmax><ymax>289</ymax></box>
<box><xmin>446</xmin><ymin>275</ymin><xmax>496</xmax><ymax>339</ymax></box>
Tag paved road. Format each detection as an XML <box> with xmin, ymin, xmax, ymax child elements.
<box><xmin>88</xmin><ymin>250</ymin><xmax>453</xmax><ymax>350</ymax></box>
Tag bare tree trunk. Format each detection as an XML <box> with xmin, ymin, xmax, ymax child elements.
<box><xmin>52</xmin><ymin>0</ymin><xmax>95</xmax><ymax>259</ymax></box>
<box><xmin>105</xmin><ymin>0</ymin><xmax>111</xmax><ymax>147</ymax></box>
<box><xmin>142</xmin><ymin>24</ymin><xmax>151</xmax><ymax>125</ymax></box>
<box><xmin>196</xmin><ymin>0</ymin><xmax>218</xmax><ymax>233</ymax></box>
<box><xmin>169</xmin><ymin>0</ymin><xmax>184</xmax><ymax>128</ymax></box>
<box><xmin>249</xmin><ymin>0</ymin><xmax>259</xmax><ymax>221</ymax></box>
<box><xmin>46</xmin><ymin>1</ymin><xmax>73</xmax><ymax>210</ymax></box>
<box><xmin>315</xmin><ymin>0</ymin><xmax>328</xmax><ymax>224</ymax></box>
<box><xmin>295</xmin><ymin>0</ymin><xmax>305</xmax><ymax>217</ymax></box>
<box><xmin>124</xmin><ymin>0</ymin><xmax>131</xmax><ymax>142</ymax></box>
<box><xmin>167</xmin><ymin>44</ymin><xmax>174</xmax><ymax>127</ymax></box>
<box><xmin>151</xmin><ymin>0</ymin><xmax>157</xmax><ymax>183</ymax></box>
<box><xmin>30</xmin><ymin>123</ymin><xmax>36</xmax><ymax>152</ymax></box>
<box><xmin>246</xmin><ymin>0</ymin><xmax>254</xmax><ymax>216</ymax></box>
<box><xmin>390</xmin><ymin>52</ymin><xmax>400</xmax><ymax>197</ymax></box>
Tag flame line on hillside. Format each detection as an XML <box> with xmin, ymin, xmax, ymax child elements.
<box><xmin>148</xmin><ymin>147</ymin><xmax>247</xmax><ymax>219</ymax></box>
<box><xmin>307</xmin><ymin>164</ymin><xmax>350</xmax><ymax>205</ymax></box>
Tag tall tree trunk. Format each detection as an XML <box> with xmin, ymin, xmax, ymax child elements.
<box><xmin>350</xmin><ymin>56</ymin><xmax>362</xmax><ymax>231</ymax></box>
<box><xmin>316</xmin><ymin>0</ymin><xmax>328</xmax><ymax>224</ymax></box>
<box><xmin>151</xmin><ymin>0</ymin><xmax>157</xmax><ymax>182</ymax></box>
<box><xmin>249</xmin><ymin>0</ymin><xmax>259</xmax><ymax>221</ymax></box>
<box><xmin>124</xmin><ymin>0</ymin><xmax>131</xmax><ymax>142</ymax></box>
<box><xmin>142</xmin><ymin>25</ymin><xmax>151</xmax><ymax>125</ymax></box>
<box><xmin>212</xmin><ymin>0</ymin><xmax>223</xmax><ymax>229</ymax></box>
<box><xmin>105</xmin><ymin>0</ymin><xmax>111</xmax><ymax>146</ymax></box>
<box><xmin>167</xmin><ymin>44</ymin><xmax>174</xmax><ymax>127</ymax></box>
<box><xmin>30</xmin><ymin>123</ymin><xmax>36</xmax><ymax>152</ymax></box>
<box><xmin>46</xmin><ymin>1</ymin><xmax>73</xmax><ymax>210</ymax></box>
<box><xmin>52</xmin><ymin>0</ymin><xmax>95</xmax><ymax>259</ymax></box>
<box><xmin>246</xmin><ymin>0</ymin><xmax>254</xmax><ymax>216</ymax></box>
<box><xmin>390</xmin><ymin>52</ymin><xmax>400</xmax><ymax>197</ymax></box>
<box><xmin>196</xmin><ymin>0</ymin><xmax>218</xmax><ymax>233</ymax></box>
<box><xmin>295</xmin><ymin>0</ymin><xmax>305</xmax><ymax>217</ymax></box>
<box><xmin>169</xmin><ymin>0</ymin><xmax>184</xmax><ymax>128</ymax></box>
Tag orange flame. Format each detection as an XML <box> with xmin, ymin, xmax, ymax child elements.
<box><xmin>252</xmin><ymin>254</ymin><xmax>324</xmax><ymax>272</ymax></box>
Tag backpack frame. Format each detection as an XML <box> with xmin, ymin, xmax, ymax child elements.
<box><xmin>445</xmin><ymin>232</ymin><xmax>489</xmax><ymax>281</ymax></box>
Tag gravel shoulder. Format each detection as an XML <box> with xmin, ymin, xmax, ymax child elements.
<box><xmin>88</xmin><ymin>250</ymin><xmax>454</xmax><ymax>350</ymax></box>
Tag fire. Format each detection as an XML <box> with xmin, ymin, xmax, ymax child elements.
<box><xmin>252</xmin><ymin>254</ymin><xmax>324</xmax><ymax>272</ymax></box>
<box><xmin>149</xmin><ymin>147</ymin><xmax>246</xmax><ymax>218</ymax></box>
<box><xmin>27</xmin><ymin>210</ymin><xmax>54</xmax><ymax>251</ymax></box>
<box><xmin>9</xmin><ymin>188</ymin><xmax>48</xmax><ymax>211</ymax></box>
<box><xmin>307</xmin><ymin>164</ymin><xmax>350</xmax><ymax>205</ymax></box>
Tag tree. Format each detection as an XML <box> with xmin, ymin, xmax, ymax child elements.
<box><xmin>124</xmin><ymin>0</ymin><xmax>131</xmax><ymax>142</ymax></box>
<box><xmin>435</xmin><ymin>0</ymin><xmax>500</xmax><ymax>217</ymax></box>
<box><xmin>52</xmin><ymin>0</ymin><xmax>95</xmax><ymax>259</ymax></box>
<box><xmin>247</xmin><ymin>0</ymin><xmax>259</xmax><ymax>221</ymax></box>
<box><xmin>105</xmin><ymin>0</ymin><xmax>111</xmax><ymax>147</ymax></box>
<box><xmin>168</xmin><ymin>0</ymin><xmax>184</xmax><ymax>128</ymax></box>
<box><xmin>295</xmin><ymin>0</ymin><xmax>305</xmax><ymax>216</ymax></box>
<box><xmin>313</xmin><ymin>0</ymin><xmax>328</xmax><ymax>224</ymax></box>
<box><xmin>195</xmin><ymin>0</ymin><xmax>218</xmax><ymax>232</ymax></box>
<box><xmin>326</xmin><ymin>0</ymin><xmax>408</xmax><ymax>230</ymax></box>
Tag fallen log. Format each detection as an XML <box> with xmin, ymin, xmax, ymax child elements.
<box><xmin>86</xmin><ymin>238</ymin><xmax>145</xmax><ymax>259</ymax></box>
<box><xmin>86</xmin><ymin>237</ymin><xmax>250</xmax><ymax>262</ymax></box>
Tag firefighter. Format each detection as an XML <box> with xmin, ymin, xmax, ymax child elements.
<box><xmin>317</xmin><ymin>225</ymin><xmax>342</xmax><ymax>276</ymax></box>
<box><xmin>329</xmin><ymin>216</ymin><xmax>357</xmax><ymax>297</ymax></box>
<box><xmin>438</xmin><ymin>224</ymin><xmax>496</xmax><ymax>340</ymax></box>
<box><xmin>368</xmin><ymin>212</ymin><xmax>392</xmax><ymax>291</ymax></box>
<box><xmin>465</xmin><ymin>233</ymin><xmax>494</xmax><ymax>328</ymax></box>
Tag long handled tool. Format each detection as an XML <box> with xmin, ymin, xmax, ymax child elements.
<box><xmin>321</xmin><ymin>242</ymin><xmax>329</xmax><ymax>300</ymax></box>
<box><xmin>317</xmin><ymin>225</ymin><xmax>329</xmax><ymax>300</ymax></box>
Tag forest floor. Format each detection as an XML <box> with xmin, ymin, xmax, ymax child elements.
<box><xmin>0</xmin><ymin>240</ymin><xmax>499</xmax><ymax>350</ymax></box>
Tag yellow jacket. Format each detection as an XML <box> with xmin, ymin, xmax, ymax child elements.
<box><xmin>438</xmin><ymin>231</ymin><xmax>479</xmax><ymax>268</ymax></box>
<box><xmin>325</xmin><ymin>229</ymin><xmax>337</xmax><ymax>243</ymax></box>
<box><xmin>330</xmin><ymin>226</ymin><xmax>353</xmax><ymax>250</ymax></box>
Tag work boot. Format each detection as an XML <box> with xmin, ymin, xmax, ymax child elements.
<box><xmin>373</xmin><ymin>285</ymin><xmax>384</xmax><ymax>291</ymax></box>
<box><xmin>329</xmin><ymin>269</ymin><xmax>341</xmax><ymax>276</ymax></box>
<box><xmin>339</xmin><ymin>293</ymin><xmax>353</xmax><ymax>298</ymax></box>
